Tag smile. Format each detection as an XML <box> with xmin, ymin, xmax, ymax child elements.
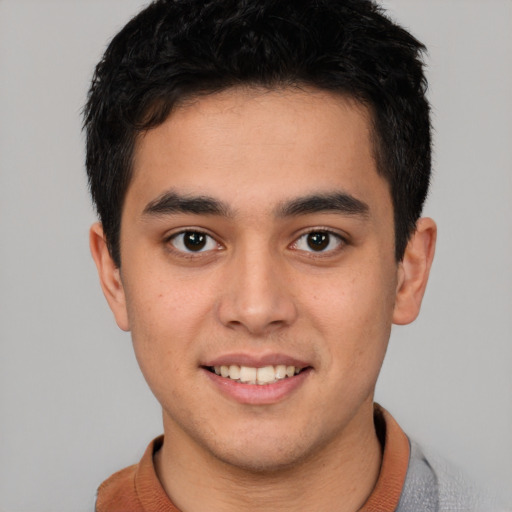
<box><xmin>208</xmin><ymin>364</ymin><xmax>303</xmax><ymax>385</ymax></box>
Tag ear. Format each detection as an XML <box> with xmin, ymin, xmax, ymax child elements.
<box><xmin>89</xmin><ymin>223</ymin><xmax>130</xmax><ymax>331</ymax></box>
<box><xmin>393</xmin><ymin>217</ymin><xmax>437</xmax><ymax>325</ymax></box>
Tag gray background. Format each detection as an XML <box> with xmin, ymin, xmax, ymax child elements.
<box><xmin>0</xmin><ymin>1</ymin><xmax>511</xmax><ymax>510</ymax></box>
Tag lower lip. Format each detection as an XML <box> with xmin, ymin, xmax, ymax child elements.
<box><xmin>203</xmin><ymin>368</ymin><xmax>311</xmax><ymax>405</ymax></box>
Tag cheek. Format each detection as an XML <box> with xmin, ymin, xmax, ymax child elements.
<box><xmin>308</xmin><ymin>260</ymin><xmax>397</xmax><ymax>369</ymax></box>
<box><xmin>126</xmin><ymin>270</ymin><xmax>214</xmax><ymax>330</ymax></box>
<box><xmin>122</xmin><ymin>275</ymin><xmax>213</xmax><ymax>383</ymax></box>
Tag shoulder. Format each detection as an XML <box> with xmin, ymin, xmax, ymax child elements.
<box><xmin>95</xmin><ymin>464</ymin><xmax>143</xmax><ymax>512</ymax></box>
<box><xmin>398</xmin><ymin>440</ymin><xmax>510</xmax><ymax>512</ymax></box>
<box><xmin>94</xmin><ymin>436</ymin><xmax>175</xmax><ymax>512</ymax></box>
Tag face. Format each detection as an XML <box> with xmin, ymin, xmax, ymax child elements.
<box><xmin>91</xmin><ymin>87</ymin><xmax>435</xmax><ymax>472</ymax></box>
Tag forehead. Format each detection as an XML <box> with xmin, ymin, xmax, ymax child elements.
<box><xmin>127</xmin><ymin>87</ymin><xmax>390</xmax><ymax>218</ymax></box>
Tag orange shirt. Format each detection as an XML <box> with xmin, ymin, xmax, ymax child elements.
<box><xmin>96</xmin><ymin>405</ymin><xmax>410</xmax><ymax>512</ymax></box>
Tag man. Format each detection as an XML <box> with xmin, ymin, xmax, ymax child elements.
<box><xmin>84</xmin><ymin>1</ymin><xmax>500</xmax><ymax>510</ymax></box>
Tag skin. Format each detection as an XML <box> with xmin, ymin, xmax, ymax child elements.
<box><xmin>90</xmin><ymin>87</ymin><xmax>436</xmax><ymax>512</ymax></box>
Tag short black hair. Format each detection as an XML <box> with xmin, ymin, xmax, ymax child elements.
<box><xmin>84</xmin><ymin>0</ymin><xmax>431</xmax><ymax>267</ymax></box>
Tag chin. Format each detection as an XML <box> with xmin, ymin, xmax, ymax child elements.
<box><xmin>205</xmin><ymin>430</ymin><xmax>325</xmax><ymax>475</ymax></box>
<box><xmin>215</xmin><ymin>449</ymin><xmax>306</xmax><ymax>475</ymax></box>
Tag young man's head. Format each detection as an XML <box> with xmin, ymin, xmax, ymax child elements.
<box><xmin>86</xmin><ymin>0</ymin><xmax>436</xmax><ymax>496</ymax></box>
<box><xmin>85</xmin><ymin>0</ymin><xmax>431</xmax><ymax>268</ymax></box>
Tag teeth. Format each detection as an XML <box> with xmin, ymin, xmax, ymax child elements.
<box><xmin>257</xmin><ymin>366</ymin><xmax>275</xmax><ymax>384</ymax></box>
<box><xmin>239</xmin><ymin>366</ymin><xmax>257</xmax><ymax>384</ymax></box>
<box><xmin>211</xmin><ymin>364</ymin><xmax>303</xmax><ymax>384</ymax></box>
<box><xmin>275</xmin><ymin>364</ymin><xmax>287</xmax><ymax>379</ymax></box>
<box><xmin>229</xmin><ymin>364</ymin><xmax>240</xmax><ymax>380</ymax></box>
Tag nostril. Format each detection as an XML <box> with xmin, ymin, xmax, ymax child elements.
<box><xmin>215</xmin><ymin>274</ymin><xmax>298</xmax><ymax>335</ymax></box>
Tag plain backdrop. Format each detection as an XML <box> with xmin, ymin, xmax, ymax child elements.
<box><xmin>0</xmin><ymin>1</ymin><xmax>511</xmax><ymax>510</ymax></box>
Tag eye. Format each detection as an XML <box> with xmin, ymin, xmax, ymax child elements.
<box><xmin>293</xmin><ymin>231</ymin><xmax>344</xmax><ymax>253</ymax></box>
<box><xmin>169</xmin><ymin>231</ymin><xmax>219</xmax><ymax>253</ymax></box>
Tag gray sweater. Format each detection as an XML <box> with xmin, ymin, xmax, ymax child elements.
<box><xmin>396</xmin><ymin>441</ymin><xmax>510</xmax><ymax>512</ymax></box>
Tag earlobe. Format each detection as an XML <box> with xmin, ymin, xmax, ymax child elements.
<box><xmin>392</xmin><ymin>217</ymin><xmax>437</xmax><ymax>325</ymax></box>
<box><xmin>89</xmin><ymin>223</ymin><xmax>130</xmax><ymax>331</ymax></box>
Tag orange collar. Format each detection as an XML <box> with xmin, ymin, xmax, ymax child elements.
<box><xmin>357</xmin><ymin>404</ymin><xmax>410</xmax><ymax>512</ymax></box>
<box><xmin>96</xmin><ymin>404</ymin><xmax>410</xmax><ymax>512</ymax></box>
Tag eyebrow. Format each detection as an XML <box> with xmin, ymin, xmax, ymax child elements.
<box><xmin>142</xmin><ymin>190</ymin><xmax>369</xmax><ymax>220</ymax></box>
<box><xmin>276</xmin><ymin>192</ymin><xmax>369</xmax><ymax>218</ymax></box>
<box><xmin>142</xmin><ymin>191</ymin><xmax>232</xmax><ymax>218</ymax></box>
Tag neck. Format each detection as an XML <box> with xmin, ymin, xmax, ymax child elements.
<box><xmin>155</xmin><ymin>402</ymin><xmax>382</xmax><ymax>512</ymax></box>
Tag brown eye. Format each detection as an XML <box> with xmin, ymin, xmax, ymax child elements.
<box><xmin>307</xmin><ymin>232</ymin><xmax>329</xmax><ymax>251</ymax></box>
<box><xmin>183</xmin><ymin>232</ymin><xmax>206</xmax><ymax>251</ymax></box>
<box><xmin>170</xmin><ymin>231</ymin><xmax>217</xmax><ymax>253</ymax></box>
<box><xmin>294</xmin><ymin>231</ymin><xmax>343</xmax><ymax>253</ymax></box>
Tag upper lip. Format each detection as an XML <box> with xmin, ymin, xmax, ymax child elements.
<box><xmin>203</xmin><ymin>352</ymin><xmax>310</xmax><ymax>369</ymax></box>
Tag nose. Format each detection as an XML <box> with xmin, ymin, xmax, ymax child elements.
<box><xmin>216</xmin><ymin>245</ymin><xmax>298</xmax><ymax>336</ymax></box>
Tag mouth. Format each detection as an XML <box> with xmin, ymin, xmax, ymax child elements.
<box><xmin>202</xmin><ymin>358</ymin><xmax>312</xmax><ymax>404</ymax></box>
<box><xmin>204</xmin><ymin>364</ymin><xmax>307</xmax><ymax>385</ymax></box>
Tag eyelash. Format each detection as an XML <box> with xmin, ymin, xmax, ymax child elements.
<box><xmin>166</xmin><ymin>229</ymin><xmax>221</xmax><ymax>256</ymax></box>
<box><xmin>290</xmin><ymin>229</ymin><xmax>347</xmax><ymax>256</ymax></box>
<box><xmin>165</xmin><ymin>228</ymin><xmax>348</xmax><ymax>258</ymax></box>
